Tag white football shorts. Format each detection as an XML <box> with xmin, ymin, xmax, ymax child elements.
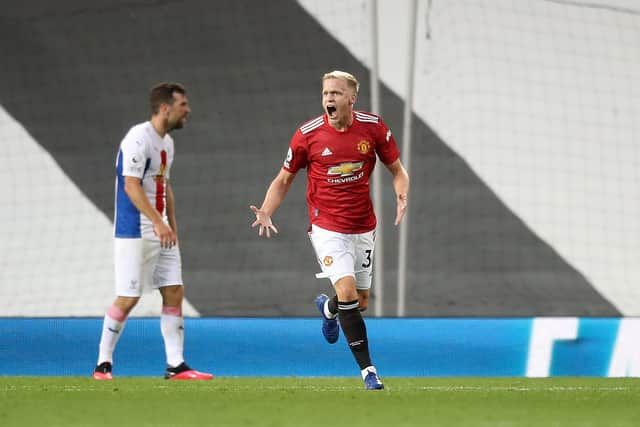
<box><xmin>308</xmin><ymin>224</ymin><xmax>375</xmax><ymax>290</ymax></box>
<box><xmin>114</xmin><ymin>238</ymin><xmax>183</xmax><ymax>297</ymax></box>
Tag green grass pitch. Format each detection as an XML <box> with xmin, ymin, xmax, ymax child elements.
<box><xmin>1</xmin><ymin>377</ymin><xmax>638</xmax><ymax>426</ymax></box>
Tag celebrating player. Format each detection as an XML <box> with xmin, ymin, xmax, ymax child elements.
<box><xmin>250</xmin><ymin>70</ymin><xmax>409</xmax><ymax>389</ymax></box>
<box><xmin>93</xmin><ymin>82</ymin><xmax>212</xmax><ymax>381</ymax></box>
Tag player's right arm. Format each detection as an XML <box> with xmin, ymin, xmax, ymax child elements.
<box><xmin>251</xmin><ymin>130</ymin><xmax>308</xmax><ymax>238</ymax></box>
<box><xmin>124</xmin><ymin>176</ymin><xmax>176</xmax><ymax>248</ymax></box>
<box><xmin>250</xmin><ymin>168</ymin><xmax>296</xmax><ymax>238</ymax></box>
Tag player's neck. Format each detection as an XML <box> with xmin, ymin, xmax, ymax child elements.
<box><xmin>327</xmin><ymin>112</ymin><xmax>354</xmax><ymax>132</ymax></box>
<box><xmin>150</xmin><ymin>116</ymin><xmax>168</xmax><ymax>137</ymax></box>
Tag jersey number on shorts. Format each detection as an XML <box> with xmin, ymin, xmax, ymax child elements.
<box><xmin>362</xmin><ymin>249</ymin><xmax>372</xmax><ymax>268</ymax></box>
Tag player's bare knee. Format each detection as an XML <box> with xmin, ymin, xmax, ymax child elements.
<box><xmin>334</xmin><ymin>277</ymin><xmax>358</xmax><ymax>301</ymax></box>
<box><xmin>115</xmin><ymin>296</ymin><xmax>139</xmax><ymax>314</ymax></box>
<box><xmin>160</xmin><ymin>284</ymin><xmax>184</xmax><ymax>306</ymax></box>
<box><xmin>358</xmin><ymin>297</ymin><xmax>369</xmax><ymax>311</ymax></box>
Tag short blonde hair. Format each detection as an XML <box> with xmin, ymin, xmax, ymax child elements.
<box><xmin>322</xmin><ymin>70</ymin><xmax>359</xmax><ymax>94</ymax></box>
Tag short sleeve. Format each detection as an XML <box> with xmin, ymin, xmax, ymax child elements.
<box><xmin>282</xmin><ymin>129</ymin><xmax>308</xmax><ymax>173</ymax></box>
<box><xmin>119</xmin><ymin>131</ymin><xmax>147</xmax><ymax>178</ymax></box>
<box><xmin>375</xmin><ymin>119</ymin><xmax>400</xmax><ymax>165</ymax></box>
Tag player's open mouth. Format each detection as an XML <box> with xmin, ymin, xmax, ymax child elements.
<box><xmin>326</xmin><ymin>105</ymin><xmax>337</xmax><ymax>118</ymax></box>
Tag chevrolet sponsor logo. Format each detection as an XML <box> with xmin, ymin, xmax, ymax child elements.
<box><xmin>327</xmin><ymin>161</ymin><xmax>364</xmax><ymax>177</ymax></box>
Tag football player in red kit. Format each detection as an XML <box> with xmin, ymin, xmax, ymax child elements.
<box><xmin>250</xmin><ymin>71</ymin><xmax>409</xmax><ymax>390</ymax></box>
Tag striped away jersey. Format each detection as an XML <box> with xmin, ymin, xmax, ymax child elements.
<box><xmin>114</xmin><ymin>121</ymin><xmax>174</xmax><ymax>239</ymax></box>
<box><xmin>283</xmin><ymin>111</ymin><xmax>400</xmax><ymax>234</ymax></box>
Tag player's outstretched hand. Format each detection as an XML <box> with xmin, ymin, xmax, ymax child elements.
<box><xmin>250</xmin><ymin>205</ymin><xmax>279</xmax><ymax>238</ymax></box>
<box><xmin>394</xmin><ymin>194</ymin><xmax>408</xmax><ymax>226</ymax></box>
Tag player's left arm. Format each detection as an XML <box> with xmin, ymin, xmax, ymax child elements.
<box><xmin>166</xmin><ymin>181</ymin><xmax>178</xmax><ymax>239</ymax></box>
<box><xmin>384</xmin><ymin>159</ymin><xmax>410</xmax><ymax>225</ymax></box>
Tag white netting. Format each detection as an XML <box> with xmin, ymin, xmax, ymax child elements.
<box><xmin>300</xmin><ymin>0</ymin><xmax>640</xmax><ymax>314</ymax></box>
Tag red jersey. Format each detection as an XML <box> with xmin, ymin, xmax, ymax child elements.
<box><xmin>283</xmin><ymin>111</ymin><xmax>400</xmax><ymax>234</ymax></box>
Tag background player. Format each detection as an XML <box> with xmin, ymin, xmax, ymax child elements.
<box><xmin>93</xmin><ymin>82</ymin><xmax>212</xmax><ymax>381</ymax></box>
<box><xmin>250</xmin><ymin>70</ymin><xmax>409</xmax><ymax>390</ymax></box>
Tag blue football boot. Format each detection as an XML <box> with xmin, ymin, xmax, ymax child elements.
<box><xmin>362</xmin><ymin>367</ymin><xmax>384</xmax><ymax>390</ymax></box>
<box><xmin>314</xmin><ymin>294</ymin><xmax>339</xmax><ymax>344</ymax></box>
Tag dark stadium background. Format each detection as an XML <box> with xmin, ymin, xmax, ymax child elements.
<box><xmin>0</xmin><ymin>0</ymin><xmax>619</xmax><ymax>317</ymax></box>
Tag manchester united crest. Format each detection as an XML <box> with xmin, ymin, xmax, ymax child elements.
<box><xmin>357</xmin><ymin>140</ymin><xmax>371</xmax><ymax>154</ymax></box>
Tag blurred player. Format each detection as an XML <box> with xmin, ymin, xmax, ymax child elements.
<box><xmin>250</xmin><ymin>71</ymin><xmax>409</xmax><ymax>389</ymax></box>
<box><xmin>93</xmin><ymin>82</ymin><xmax>212</xmax><ymax>380</ymax></box>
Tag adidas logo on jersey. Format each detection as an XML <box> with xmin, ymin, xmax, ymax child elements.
<box><xmin>321</xmin><ymin>147</ymin><xmax>333</xmax><ymax>156</ymax></box>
